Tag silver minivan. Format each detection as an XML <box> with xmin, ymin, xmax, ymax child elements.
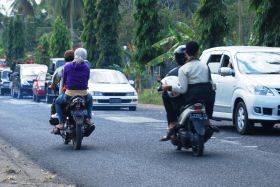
<box><xmin>200</xmin><ymin>46</ymin><xmax>280</xmax><ymax>134</ymax></box>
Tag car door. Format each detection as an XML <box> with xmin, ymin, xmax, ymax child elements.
<box><xmin>217</xmin><ymin>52</ymin><xmax>237</xmax><ymax>115</ymax></box>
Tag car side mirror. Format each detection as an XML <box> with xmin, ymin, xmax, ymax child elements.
<box><xmin>128</xmin><ymin>80</ymin><xmax>135</xmax><ymax>85</ymax></box>
<box><xmin>220</xmin><ymin>67</ymin><xmax>235</xmax><ymax>76</ymax></box>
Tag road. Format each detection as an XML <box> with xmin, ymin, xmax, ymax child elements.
<box><xmin>0</xmin><ymin>96</ymin><xmax>280</xmax><ymax>187</ymax></box>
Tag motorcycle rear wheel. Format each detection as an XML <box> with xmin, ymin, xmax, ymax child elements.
<box><xmin>192</xmin><ymin>134</ymin><xmax>204</xmax><ymax>156</ymax></box>
<box><xmin>73</xmin><ymin>124</ymin><xmax>83</xmax><ymax>150</ymax></box>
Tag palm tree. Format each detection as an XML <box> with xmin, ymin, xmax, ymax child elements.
<box><xmin>10</xmin><ymin>0</ymin><xmax>37</xmax><ymax>17</ymax></box>
<box><xmin>47</xmin><ymin>0</ymin><xmax>84</xmax><ymax>42</ymax></box>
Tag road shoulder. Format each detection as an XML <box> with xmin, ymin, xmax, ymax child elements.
<box><xmin>0</xmin><ymin>136</ymin><xmax>73</xmax><ymax>187</ymax></box>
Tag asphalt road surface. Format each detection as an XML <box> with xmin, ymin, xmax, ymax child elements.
<box><xmin>1</xmin><ymin>96</ymin><xmax>280</xmax><ymax>187</ymax></box>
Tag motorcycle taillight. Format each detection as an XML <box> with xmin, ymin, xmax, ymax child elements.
<box><xmin>193</xmin><ymin>104</ymin><xmax>203</xmax><ymax>112</ymax></box>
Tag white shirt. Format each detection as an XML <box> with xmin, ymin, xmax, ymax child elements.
<box><xmin>172</xmin><ymin>59</ymin><xmax>210</xmax><ymax>94</ymax></box>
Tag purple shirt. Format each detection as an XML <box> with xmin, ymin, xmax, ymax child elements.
<box><xmin>63</xmin><ymin>61</ymin><xmax>90</xmax><ymax>90</ymax></box>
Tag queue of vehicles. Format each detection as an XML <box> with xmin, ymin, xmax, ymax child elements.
<box><xmin>0</xmin><ymin>58</ymin><xmax>139</xmax><ymax>111</ymax></box>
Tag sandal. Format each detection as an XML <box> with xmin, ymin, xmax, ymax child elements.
<box><xmin>51</xmin><ymin>124</ymin><xmax>64</xmax><ymax>135</ymax></box>
<box><xmin>160</xmin><ymin>126</ymin><xmax>177</xmax><ymax>142</ymax></box>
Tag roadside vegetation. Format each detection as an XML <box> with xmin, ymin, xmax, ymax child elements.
<box><xmin>0</xmin><ymin>0</ymin><xmax>279</xmax><ymax>104</ymax></box>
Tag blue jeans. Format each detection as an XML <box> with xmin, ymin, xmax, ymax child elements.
<box><xmin>55</xmin><ymin>93</ymin><xmax>93</xmax><ymax>123</ymax></box>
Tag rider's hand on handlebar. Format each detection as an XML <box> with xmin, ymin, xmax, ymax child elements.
<box><xmin>162</xmin><ymin>84</ymin><xmax>172</xmax><ymax>92</ymax></box>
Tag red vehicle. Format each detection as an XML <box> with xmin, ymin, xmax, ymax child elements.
<box><xmin>32</xmin><ymin>71</ymin><xmax>51</xmax><ymax>102</ymax></box>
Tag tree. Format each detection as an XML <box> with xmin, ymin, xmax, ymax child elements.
<box><xmin>95</xmin><ymin>0</ymin><xmax>121</xmax><ymax>68</ymax></box>
<box><xmin>35</xmin><ymin>34</ymin><xmax>50</xmax><ymax>65</ymax></box>
<box><xmin>81</xmin><ymin>0</ymin><xmax>98</xmax><ymax>67</ymax></box>
<box><xmin>134</xmin><ymin>0</ymin><xmax>161</xmax><ymax>65</ymax></box>
<box><xmin>194</xmin><ymin>0</ymin><xmax>229</xmax><ymax>49</ymax></box>
<box><xmin>47</xmin><ymin>0</ymin><xmax>84</xmax><ymax>42</ymax></box>
<box><xmin>3</xmin><ymin>18</ymin><xmax>14</xmax><ymax>64</ymax></box>
<box><xmin>13</xmin><ymin>16</ymin><xmax>25</xmax><ymax>60</ymax></box>
<box><xmin>49</xmin><ymin>17</ymin><xmax>71</xmax><ymax>58</ymax></box>
<box><xmin>250</xmin><ymin>0</ymin><xmax>280</xmax><ymax>46</ymax></box>
<box><xmin>11</xmin><ymin>0</ymin><xmax>36</xmax><ymax>17</ymax></box>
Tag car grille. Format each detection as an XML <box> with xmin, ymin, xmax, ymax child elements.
<box><xmin>102</xmin><ymin>92</ymin><xmax>127</xmax><ymax>96</ymax></box>
<box><xmin>98</xmin><ymin>99</ymin><xmax>132</xmax><ymax>103</ymax></box>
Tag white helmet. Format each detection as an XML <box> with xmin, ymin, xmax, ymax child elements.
<box><xmin>161</xmin><ymin>76</ymin><xmax>180</xmax><ymax>98</ymax></box>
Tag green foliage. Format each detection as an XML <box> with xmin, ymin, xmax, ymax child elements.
<box><xmin>147</xmin><ymin>21</ymin><xmax>195</xmax><ymax>67</ymax></box>
<box><xmin>194</xmin><ymin>0</ymin><xmax>229</xmax><ymax>49</ymax></box>
<box><xmin>134</xmin><ymin>0</ymin><xmax>161</xmax><ymax>65</ymax></box>
<box><xmin>3</xmin><ymin>16</ymin><xmax>25</xmax><ymax>64</ymax></box>
<box><xmin>24</xmin><ymin>16</ymin><xmax>37</xmax><ymax>53</ymax></box>
<box><xmin>49</xmin><ymin>17</ymin><xmax>71</xmax><ymax>57</ymax></box>
<box><xmin>138</xmin><ymin>88</ymin><xmax>163</xmax><ymax>105</ymax></box>
<box><xmin>81</xmin><ymin>0</ymin><xmax>98</xmax><ymax>67</ymax></box>
<box><xmin>250</xmin><ymin>0</ymin><xmax>280</xmax><ymax>46</ymax></box>
<box><xmin>95</xmin><ymin>0</ymin><xmax>121</xmax><ymax>68</ymax></box>
<box><xmin>13</xmin><ymin>16</ymin><xmax>25</xmax><ymax>60</ymax></box>
<box><xmin>35</xmin><ymin>34</ymin><xmax>50</xmax><ymax>65</ymax></box>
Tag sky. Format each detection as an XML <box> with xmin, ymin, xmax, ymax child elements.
<box><xmin>0</xmin><ymin>0</ymin><xmax>41</xmax><ymax>15</ymax></box>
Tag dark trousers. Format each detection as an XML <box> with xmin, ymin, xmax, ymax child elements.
<box><xmin>162</xmin><ymin>92</ymin><xmax>183</xmax><ymax>124</ymax></box>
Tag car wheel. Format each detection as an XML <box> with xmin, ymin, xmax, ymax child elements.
<box><xmin>129</xmin><ymin>106</ymin><xmax>136</xmax><ymax>111</ymax></box>
<box><xmin>234</xmin><ymin>101</ymin><xmax>253</xmax><ymax>135</ymax></box>
<box><xmin>261</xmin><ymin>122</ymin><xmax>275</xmax><ymax>129</ymax></box>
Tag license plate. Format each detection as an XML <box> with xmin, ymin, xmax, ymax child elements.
<box><xmin>190</xmin><ymin>113</ymin><xmax>208</xmax><ymax>120</ymax></box>
<box><xmin>110</xmin><ymin>98</ymin><xmax>121</xmax><ymax>103</ymax></box>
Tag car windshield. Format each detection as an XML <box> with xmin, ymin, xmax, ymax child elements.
<box><xmin>89</xmin><ymin>71</ymin><xmax>129</xmax><ymax>84</ymax></box>
<box><xmin>21</xmin><ymin>67</ymin><xmax>47</xmax><ymax>76</ymax></box>
<box><xmin>1</xmin><ymin>71</ymin><xmax>10</xmax><ymax>79</ymax></box>
<box><xmin>237</xmin><ymin>52</ymin><xmax>280</xmax><ymax>74</ymax></box>
<box><xmin>56</xmin><ymin>60</ymin><xmax>65</xmax><ymax>68</ymax></box>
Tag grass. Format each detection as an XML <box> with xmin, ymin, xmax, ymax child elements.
<box><xmin>138</xmin><ymin>88</ymin><xmax>163</xmax><ymax>105</ymax></box>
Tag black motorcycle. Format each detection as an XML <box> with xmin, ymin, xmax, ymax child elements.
<box><xmin>158</xmin><ymin>76</ymin><xmax>214</xmax><ymax>156</ymax></box>
<box><xmin>49</xmin><ymin>95</ymin><xmax>95</xmax><ymax>150</ymax></box>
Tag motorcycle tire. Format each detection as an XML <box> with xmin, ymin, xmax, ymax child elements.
<box><xmin>73</xmin><ymin>124</ymin><xmax>82</xmax><ymax>150</ymax></box>
<box><xmin>192</xmin><ymin>133</ymin><xmax>204</xmax><ymax>156</ymax></box>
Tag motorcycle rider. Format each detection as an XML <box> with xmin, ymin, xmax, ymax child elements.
<box><xmin>50</xmin><ymin>50</ymin><xmax>74</xmax><ymax>115</ymax></box>
<box><xmin>160</xmin><ymin>45</ymin><xmax>187</xmax><ymax>141</ymax></box>
<box><xmin>52</xmin><ymin>47</ymin><xmax>95</xmax><ymax>134</ymax></box>
<box><xmin>160</xmin><ymin>41</ymin><xmax>219</xmax><ymax>141</ymax></box>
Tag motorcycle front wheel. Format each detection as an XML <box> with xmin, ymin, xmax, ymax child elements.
<box><xmin>73</xmin><ymin>124</ymin><xmax>83</xmax><ymax>150</ymax></box>
<box><xmin>192</xmin><ymin>133</ymin><xmax>204</xmax><ymax>156</ymax></box>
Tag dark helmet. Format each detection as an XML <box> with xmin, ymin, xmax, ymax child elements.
<box><xmin>174</xmin><ymin>45</ymin><xmax>186</xmax><ymax>65</ymax></box>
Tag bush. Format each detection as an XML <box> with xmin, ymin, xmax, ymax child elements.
<box><xmin>138</xmin><ymin>88</ymin><xmax>163</xmax><ymax>105</ymax></box>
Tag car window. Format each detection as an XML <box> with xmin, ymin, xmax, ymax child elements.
<box><xmin>2</xmin><ymin>71</ymin><xmax>10</xmax><ymax>79</ymax></box>
<box><xmin>237</xmin><ymin>52</ymin><xmax>280</xmax><ymax>74</ymax></box>
<box><xmin>207</xmin><ymin>54</ymin><xmax>222</xmax><ymax>74</ymax></box>
<box><xmin>55</xmin><ymin>60</ymin><xmax>65</xmax><ymax>69</ymax></box>
<box><xmin>21</xmin><ymin>67</ymin><xmax>47</xmax><ymax>76</ymax></box>
<box><xmin>89</xmin><ymin>71</ymin><xmax>129</xmax><ymax>84</ymax></box>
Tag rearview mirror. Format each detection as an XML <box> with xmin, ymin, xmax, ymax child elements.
<box><xmin>128</xmin><ymin>80</ymin><xmax>134</xmax><ymax>85</ymax></box>
<box><xmin>220</xmin><ymin>67</ymin><xmax>235</xmax><ymax>76</ymax></box>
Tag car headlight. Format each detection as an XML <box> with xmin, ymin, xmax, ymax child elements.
<box><xmin>91</xmin><ymin>91</ymin><xmax>103</xmax><ymax>96</ymax></box>
<box><xmin>248</xmin><ymin>85</ymin><xmax>274</xmax><ymax>96</ymax></box>
<box><xmin>126</xmin><ymin>92</ymin><xmax>135</xmax><ymax>96</ymax></box>
<box><xmin>21</xmin><ymin>79</ymin><xmax>30</xmax><ymax>85</ymax></box>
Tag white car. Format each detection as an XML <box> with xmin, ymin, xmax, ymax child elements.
<box><xmin>88</xmin><ymin>69</ymin><xmax>138</xmax><ymax>111</ymax></box>
<box><xmin>200</xmin><ymin>46</ymin><xmax>280</xmax><ymax>134</ymax></box>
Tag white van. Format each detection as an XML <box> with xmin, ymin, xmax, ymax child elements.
<box><xmin>200</xmin><ymin>46</ymin><xmax>280</xmax><ymax>134</ymax></box>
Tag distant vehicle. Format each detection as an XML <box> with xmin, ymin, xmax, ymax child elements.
<box><xmin>10</xmin><ymin>64</ymin><xmax>48</xmax><ymax>99</ymax></box>
<box><xmin>200</xmin><ymin>46</ymin><xmax>280</xmax><ymax>134</ymax></box>
<box><xmin>88</xmin><ymin>69</ymin><xmax>138</xmax><ymax>111</ymax></box>
<box><xmin>0</xmin><ymin>58</ymin><xmax>7</xmax><ymax>67</ymax></box>
<box><xmin>32</xmin><ymin>71</ymin><xmax>52</xmax><ymax>102</ymax></box>
<box><xmin>0</xmin><ymin>67</ymin><xmax>11</xmax><ymax>95</ymax></box>
<box><xmin>48</xmin><ymin>58</ymin><xmax>65</xmax><ymax>75</ymax></box>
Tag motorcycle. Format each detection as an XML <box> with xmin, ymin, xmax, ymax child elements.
<box><xmin>158</xmin><ymin>76</ymin><xmax>214</xmax><ymax>156</ymax></box>
<box><xmin>49</xmin><ymin>95</ymin><xmax>95</xmax><ymax>150</ymax></box>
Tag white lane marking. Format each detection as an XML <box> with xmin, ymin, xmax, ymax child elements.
<box><xmin>101</xmin><ymin>116</ymin><xmax>165</xmax><ymax>123</ymax></box>
<box><xmin>219</xmin><ymin>140</ymin><xmax>241</xmax><ymax>145</ymax></box>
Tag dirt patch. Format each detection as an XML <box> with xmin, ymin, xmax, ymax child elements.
<box><xmin>0</xmin><ymin>136</ymin><xmax>75</xmax><ymax>187</ymax></box>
